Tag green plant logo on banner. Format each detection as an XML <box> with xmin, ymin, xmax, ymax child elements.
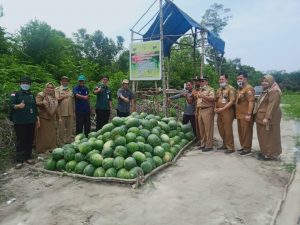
<box><xmin>130</xmin><ymin>40</ymin><xmax>161</xmax><ymax>81</ymax></box>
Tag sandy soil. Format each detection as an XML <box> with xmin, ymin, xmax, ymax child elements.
<box><xmin>0</xmin><ymin>119</ymin><xmax>298</xmax><ymax>225</ymax></box>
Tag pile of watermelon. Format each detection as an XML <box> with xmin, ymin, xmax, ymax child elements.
<box><xmin>44</xmin><ymin>112</ymin><xmax>195</xmax><ymax>179</ymax></box>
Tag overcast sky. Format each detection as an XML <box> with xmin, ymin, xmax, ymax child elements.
<box><xmin>1</xmin><ymin>0</ymin><xmax>299</xmax><ymax>72</ymax></box>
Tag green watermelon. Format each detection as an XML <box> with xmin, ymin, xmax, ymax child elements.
<box><xmin>169</xmin><ymin>147</ymin><xmax>179</xmax><ymax>156</ymax></box>
<box><xmin>64</xmin><ymin>148</ymin><xmax>76</xmax><ymax>162</ymax></box>
<box><xmin>100</xmin><ymin>123</ymin><xmax>115</xmax><ymax>134</ymax></box>
<box><xmin>111</xmin><ymin>127</ymin><xmax>126</xmax><ymax>138</ymax></box>
<box><xmin>113</xmin><ymin>156</ymin><xmax>125</xmax><ymax>170</ymax></box>
<box><xmin>75</xmin><ymin>152</ymin><xmax>85</xmax><ymax>162</ymax></box>
<box><xmin>52</xmin><ymin>148</ymin><xmax>64</xmax><ymax>160</ymax></box>
<box><xmin>153</xmin><ymin>146</ymin><xmax>165</xmax><ymax>158</ymax></box>
<box><xmin>103</xmin><ymin>140</ymin><xmax>115</xmax><ymax>150</ymax></box>
<box><xmin>136</xmin><ymin>136</ymin><xmax>146</xmax><ymax>143</ymax></box>
<box><xmin>102</xmin><ymin>132</ymin><xmax>111</xmax><ymax>142</ymax></box>
<box><xmin>126</xmin><ymin>142</ymin><xmax>139</xmax><ymax>154</ymax></box>
<box><xmin>125</xmin><ymin>132</ymin><xmax>136</xmax><ymax>143</ymax></box>
<box><xmin>83</xmin><ymin>164</ymin><xmax>95</xmax><ymax>176</ymax></box>
<box><xmin>139</xmin><ymin>112</ymin><xmax>147</xmax><ymax>118</ymax></box>
<box><xmin>161</xmin><ymin>142</ymin><xmax>171</xmax><ymax>152</ymax></box>
<box><xmin>181</xmin><ymin>123</ymin><xmax>192</xmax><ymax>133</ymax></box>
<box><xmin>144</xmin><ymin>144</ymin><xmax>153</xmax><ymax>154</ymax></box>
<box><xmin>141</xmin><ymin>161</ymin><xmax>153</xmax><ymax>174</ymax></box>
<box><xmin>114</xmin><ymin>136</ymin><xmax>127</xmax><ymax>146</ymax></box>
<box><xmin>62</xmin><ymin>144</ymin><xmax>73</xmax><ymax>150</ymax></box>
<box><xmin>132</xmin><ymin>151</ymin><xmax>146</xmax><ymax>165</ymax></box>
<box><xmin>149</xmin><ymin>118</ymin><xmax>158</xmax><ymax>127</ymax></box>
<box><xmin>137</xmin><ymin>142</ymin><xmax>145</xmax><ymax>152</ymax></box>
<box><xmin>127</xmin><ymin>127</ymin><xmax>140</xmax><ymax>136</ymax></box>
<box><xmin>124</xmin><ymin>157</ymin><xmax>137</xmax><ymax>170</ymax></box>
<box><xmin>163</xmin><ymin>152</ymin><xmax>174</xmax><ymax>163</ymax></box>
<box><xmin>90</xmin><ymin>153</ymin><xmax>103</xmax><ymax>167</ymax></box>
<box><xmin>112</xmin><ymin>117</ymin><xmax>125</xmax><ymax>126</ymax></box>
<box><xmin>168</xmin><ymin>120</ymin><xmax>177</xmax><ymax>130</ymax></box>
<box><xmin>44</xmin><ymin>158</ymin><xmax>56</xmax><ymax>170</ymax></box>
<box><xmin>56</xmin><ymin>159</ymin><xmax>66</xmax><ymax>171</ymax></box>
<box><xmin>93</xmin><ymin>167</ymin><xmax>106</xmax><ymax>177</ymax></box>
<box><xmin>125</xmin><ymin>118</ymin><xmax>140</xmax><ymax>128</ymax></box>
<box><xmin>144</xmin><ymin>152</ymin><xmax>152</xmax><ymax>158</ymax></box>
<box><xmin>75</xmin><ymin>133</ymin><xmax>85</xmax><ymax>142</ymax></box>
<box><xmin>65</xmin><ymin>160</ymin><xmax>77</xmax><ymax>172</ymax></box>
<box><xmin>101</xmin><ymin>147</ymin><xmax>113</xmax><ymax>158</ymax></box>
<box><xmin>140</xmin><ymin>129</ymin><xmax>151</xmax><ymax>139</ymax></box>
<box><xmin>102</xmin><ymin>158</ymin><xmax>114</xmax><ymax>170</ymax></box>
<box><xmin>74</xmin><ymin>161</ymin><xmax>88</xmax><ymax>174</ymax></box>
<box><xmin>88</xmin><ymin>132</ymin><xmax>98</xmax><ymax>139</ymax></box>
<box><xmin>160</xmin><ymin>134</ymin><xmax>170</xmax><ymax>143</ymax></box>
<box><xmin>185</xmin><ymin>131</ymin><xmax>195</xmax><ymax>141</ymax></box>
<box><xmin>153</xmin><ymin>156</ymin><xmax>163</xmax><ymax>167</ymax></box>
<box><xmin>151</xmin><ymin>128</ymin><xmax>160</xmax><ymax>136</ymax></box>
<box><xmin>147</xmin><ymin>134</ymin><xmax>161</xmax><ymax>147</ymax></box>
<box><xmin>114</xmin><ymin>145</ymin><xmax>128</xmax><ymax>158</ymax></box>
<box><xmin>129</xmin><ymin>166</ymin><xmax>144</xmax><ymax>179</ymax></box>
<box><xmin>117</xmin><ymin>168</ymin><xmax>130</xmax><ymax>179</ymax></box>
<box><xmin>78</xmin><ymin>142</ymin><xmax>92</xmax><ymax>154</ymax></box>
<box><xmin>105</xmin><ymin>167</ymin><xmax>117</xmax><ymax>177</ymax></box>
<box><xmin>86</xmin><ymin>150</ymin><xmax>100</xmax><ymax>161</ymax></box>
<box><xmin>93</xmin><ymin>140</ymin><xmax>104</xmax><ymax>150</ymax></box>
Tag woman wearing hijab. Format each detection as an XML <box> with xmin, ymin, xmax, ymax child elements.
<box><xmin>36</xmin><ymin>82</ymin><xmax>61</xmax><ymax>153</ymax></box>
<box><xmin>253</xmin><ymin>75</ymin><xmax>282</xmax><ymax>160</ymax></box>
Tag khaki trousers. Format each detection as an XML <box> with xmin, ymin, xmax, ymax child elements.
<box><xmin>198</xmin><ymin>107</ymin><xmax>214</xmax><ymax>148</ymax></box>
<box><xmin>195</xmin><ymin>107</ymin><xmax>201</xmax><ymax>140</ymax></box>
<box><xmin>237</xmin><ymin>117</ymin><xmax>253</xmax><ymax>151</ymax></box>
<box><xmin>217</xmin><ymin>108</ymin><xmax>235</xmax><ymax>150</ymax></box>
<box><xmin>58</xmin><ymin>116</ymin><xmax>73</xmax><ymax>145</ymax></box>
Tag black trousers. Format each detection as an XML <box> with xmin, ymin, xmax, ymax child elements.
<box><xmin>96</xmin><ymin>109</ymin><xmax>110</xmax><ymax>131</ymax></box>
<box><xmin>117</xmin><ymin>109</ymin><xmax>130</xmax><ymax>118</ymax></box>
<box><xmin>14</xmin><ymin>123</ymin><xmax>35</xmax><ymax>163</ymax></box>
<box><xmin>182</xmin><ymin>114</ymin><xmax>196</xmax><ymax>136</ymax></box>
<box><xmin>76</xmin><ymin>112</ymin><xmax>91</xmax><ymax>137</ymax></box>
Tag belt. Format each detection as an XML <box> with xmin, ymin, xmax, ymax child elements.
<box><xmin>199</xmin><ymin>106</ymin><xmax>212</xmax><ymax>109</ymax></box>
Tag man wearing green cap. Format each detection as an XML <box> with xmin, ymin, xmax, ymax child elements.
<box><xmin>10</xmin><ymin>76</ymin><xmax>40</xmax><ymax>169</ymax></box>
<box><xmin>73</xmin><ymin>74</ymin><xmax>91</xmax><ymax>136</ymax></box>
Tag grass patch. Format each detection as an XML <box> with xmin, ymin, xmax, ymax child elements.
<box><xmin>281</xmin><ymin>93</ymin><xmax>300</xmax><ymax>119</ymax></box>
<box><xmin>283</xmin><ymin>163</ymin><xmax>296</xmax><ymax>173</ymax></box>
<box><xmin>0</xmin><ymin>148</ymin><xmax>14</xmax><ymax>172</ymax></box>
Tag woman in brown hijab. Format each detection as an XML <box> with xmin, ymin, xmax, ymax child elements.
<box><xmin>253</xmin><ymin>75</ymin><xmax>282</xmax><ymax>160</ymax></box>
<box><xmin>36</xmin><ymin>82</ymin><xmax>61</xmax><ymax>153</ymax></box>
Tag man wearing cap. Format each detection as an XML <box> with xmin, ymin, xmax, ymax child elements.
<box><xmin>192</xmin><ymin>76</ymin><xmax>215</xmax><ymax>152</ymax></box>
<box><xmin>55</xmin><ymin>76</ymin><xmax>74</xmax><ymax>144</ymax></box>
<box><xmin>190</xmin><ymin>77</ymin><xmax>202</xmax><ymax>140</ymax></box>
<box><xmin>215</xmin><ymin>74</ymin><xmax>236</xmax><ymax>154</ymax></box>
<box><xmin>116</xmin><ymin>79</ymin><xmax>135</xmax><ymax>117</ymax></box>
<box><xmin>10</xmin><ymin>76</ymin><xmax>40</xmax><ymax>169</ymax></box>
<box><xmin>235</xmin><ymin>72</ymin><xmax>255</xmax><ymax>156</ymax></box>
<box><xmin>94</xmin><ymin>76</ymin><xmax>112</xmax><ymax>130</ymax></box>
<box><xmin>73</xmin><ymin>74</ymin><xmax>91</xmax><ymax>136</ymax></box>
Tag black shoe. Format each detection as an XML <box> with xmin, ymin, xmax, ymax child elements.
<box><xmin>239</xmin><ymin>150</ymin><xmax>251</xmax><ymax>156</ymax></box>
<box><xmin>202</xmin><ymin>148</ymin><xmax>213</xmax><ymax>152</ymax></box>
<box><xmin>237</xmin><ymin>148</ymin><xmax>244</xmax><ymax>152</ymax></box>
<box><xmin>257</xmin><ymin>153</ymin><xmax>272</xmax><ymax>161</ymax></box>
<box><xmin>198</xmin><ymin>146</ymin><xmax>205</xmax><ymax>150</ymax></box>
<box><xmin>217</xmin><ymin>147</ymin><xmax>227</xmax><ymax>150</ymax></box>
<box><xmin>224</xmin><ymin>149</ymin><xmax>235</xmax><ymax>154</ymax></box>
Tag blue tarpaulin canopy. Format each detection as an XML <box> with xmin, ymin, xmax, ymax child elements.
<box><xmin>143</xmin><ymin>1</ymin><xmax>225</xmax><ymax>57</ymax></box>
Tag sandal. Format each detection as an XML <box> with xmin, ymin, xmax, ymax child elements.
<box><xmin>26</xmin><ymin>159</ymin><xmax>35</xmax><ymax>165</ymax></box>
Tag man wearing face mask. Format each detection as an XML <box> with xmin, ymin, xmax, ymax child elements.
<box><xmin>192</xmin><ymin>76</ymin><xmax>215</xmax><ymax>152</ymax></box>
<box><xmin>235</xmin><ymin>72</ymin><xmax>255</xmax><ymax>156</ymax></box>
<box><xmin>169</xmin><ymin>80</ymin><xmax>196</xmax><ymax>136</ymax></box>
<box><xmin>190</xmin><ymin>77</ymin><xmax>201</xmax><ymax>141</ymax></box>
<box><xmin>55</xmin><ymin>76</ymin><xmax>74</xmax><ymax>144</ymax></box>
<box><xmin>10</xmin><ymin>76</ymin><xmax>40</xmax><ymax>169</ymax></box>
<box><xmin>215</xmin><ymin>74</ymin><xmax>236</xmax><ymax>154</ymax></box>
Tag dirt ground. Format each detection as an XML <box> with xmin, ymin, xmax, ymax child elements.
<box><xmin>0</xmin><ymin>119</ymin><xmax>298</xmax><ymax>225</ymax></box>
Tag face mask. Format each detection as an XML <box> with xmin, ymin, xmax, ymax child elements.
<box><xmin>195</xmin><ymin>84</ymin><xmax>200</xmax><ymax>88</ymax></box>
<box><xmin>220</xmin><ymin>82</ymin><xmax>227</xmax><ymax>88</ymax></box>
<box><xmin>20</xmin><ymin>84</ymin><xmax>30</xmax><ymax>91</ymax></box>
<box><xmin>237</xmin><ymin>81</ymin><xmax>244</xmax><ymax>88</ymax></box>
<box><xmin>62</xmin><ymin>85</ymin><xmax>68</xmax><ymax>90</ymax></box>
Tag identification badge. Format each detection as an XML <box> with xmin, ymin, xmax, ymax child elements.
<box><xmin>30</xmin><ymin>108</ymin><xmax>33</xmax><ymax>114</ymax></box>
<box><xmin>221</xmin><ymin>98</ymin><xmax>226</xmax><ymax>104</ymax></box>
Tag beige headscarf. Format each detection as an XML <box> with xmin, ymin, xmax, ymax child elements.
<box><xmin>42</xmin><ymin>82</ymin><xmax>58</xmax><ymax>116</ymax></box>
<box><xmin>253</xmin><ymin>74</ymin><xmax>282</xmax><ymax>114</ymax></box>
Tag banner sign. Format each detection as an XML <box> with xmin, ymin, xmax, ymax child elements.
<box><xmin>130</xmin><ymin>40</ymin><xmax>161</xmax><ymax>81</ymax></box>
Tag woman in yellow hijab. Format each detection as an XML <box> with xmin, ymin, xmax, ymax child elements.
<box><xmin>253</xmin><ymin>75</ymin><xmax>282</xmax><ymax>160</ymax></box>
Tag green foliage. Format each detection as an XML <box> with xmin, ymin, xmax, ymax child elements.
<box><xmin>281</xmin><ymin>94</ymin><xmax>300</xmax><ymax>119</ymax></box>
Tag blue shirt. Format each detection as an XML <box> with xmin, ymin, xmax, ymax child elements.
<box><xmin>169</xmin><ymin>89</ymin><xmax>195</xmax><ymax>115</ymax></box>
<box><xmin>73</xmin><ymin>85</ymin><xmax>90</xmax><ymax>114</ymax></box>
<box><xmin>117</xmin><ymin>88</ymin><xmax>134</xmax><ymax>113</ymax></box>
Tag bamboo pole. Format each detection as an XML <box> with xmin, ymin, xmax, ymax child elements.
<box><xmin>200</xmin><ymin>29</ymin><xmax>205</xmax><ymax>78</ymax></box>
<box><xmin>160</xmin><ymin>0</ymin><xmax>167</xmax><ymax>116</ymax></box>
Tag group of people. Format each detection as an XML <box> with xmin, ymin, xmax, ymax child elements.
<box><xmin>10</xmin><ymin>75</ymin><xmax>134</xmax><ymax>169</ymax></box>
<box><xmin>169</xmin><ymin>73</ymin><xmax>282</xmax><ymax>161</ymax></box>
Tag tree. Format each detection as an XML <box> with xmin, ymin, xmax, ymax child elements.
<box><xmin>201</xmin><ymin>3</ymin><xmax>232</xmax><ymax>75</ymax></box>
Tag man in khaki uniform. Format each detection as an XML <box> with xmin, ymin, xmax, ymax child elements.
<box><xmin>215</xmin><ymin>74</ymin><xmax>236</xmax><ymax>154</ymax></box>
<box><xmin>190</xmin><ymin>77</ymin><xmax>201</xmax><ymax>141</ymax></box>
<box><xmin>55</xmin><ymin>76</ymin><xmax>74</xmax><ymax>144</ymax></box>
<box><xmin>192</xmin><ymin>76</ymin><xmax>215</xmax><ymax>152</ymax></box>
<box><xmin>235</xmin><ymin>72</ymin><xmax>255</xmax><ymax>156</ymax></box>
